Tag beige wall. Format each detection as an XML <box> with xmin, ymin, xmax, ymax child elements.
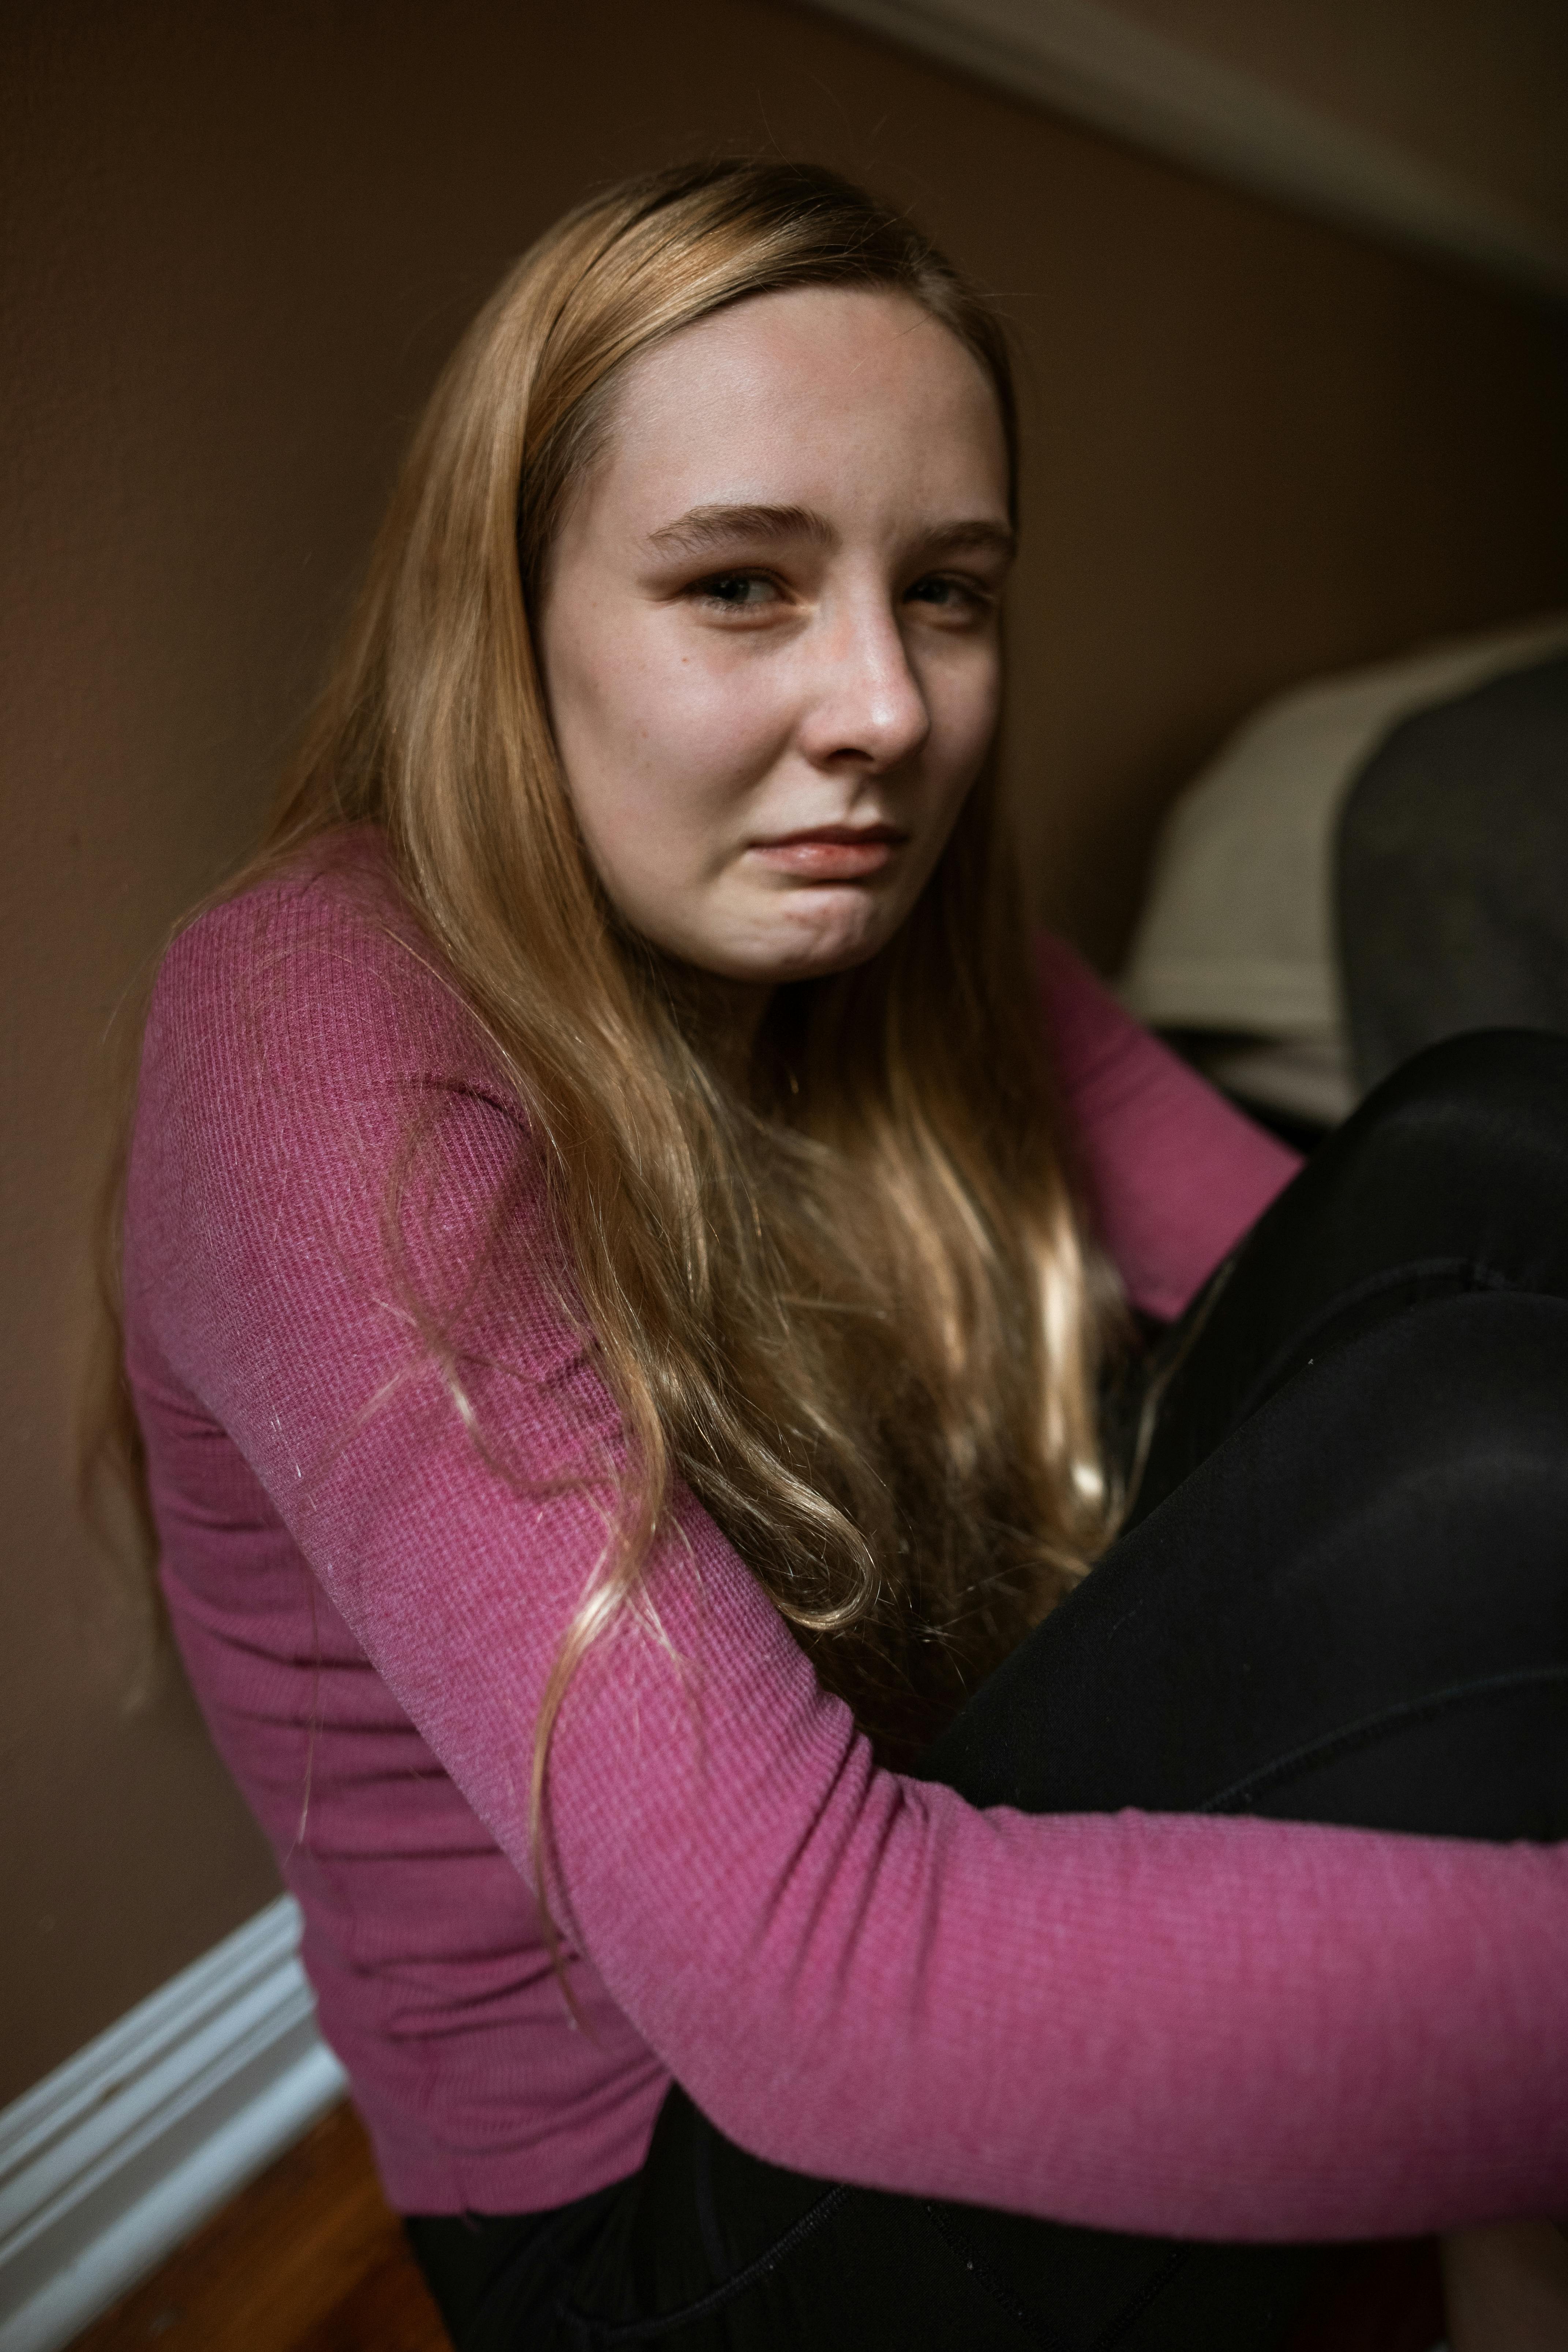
<box><xmin>3</xmin><ymin>0</ymin><xmax>1565</xmax><ymax>2106</ymax></box>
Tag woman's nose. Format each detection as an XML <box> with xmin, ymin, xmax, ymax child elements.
<box><xmin>798</xmin><ymin>598</ymin><xmax>931</xmax><ymax>773</ymax></box>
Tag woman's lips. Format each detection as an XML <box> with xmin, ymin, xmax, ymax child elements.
<box><xmin>747</xmin><ymin>825</ymin><xmax>906</xmax><ymax>881</ymax></box>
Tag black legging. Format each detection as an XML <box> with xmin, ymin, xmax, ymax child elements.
<box><xmin>408</xmin><ymin>1032</ymin><xmax>1568</xmax><ymax>2351</ymax></box>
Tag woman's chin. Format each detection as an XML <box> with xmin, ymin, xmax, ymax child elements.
<box><xmin>647</xmin><ymin>882</ymin><xmax>910</xmax><ymax>989</ymax></box>
<box><xmin>746</xmin><ymin>889</ymin><xmax>903</xmax><ymax>983</ymax></box>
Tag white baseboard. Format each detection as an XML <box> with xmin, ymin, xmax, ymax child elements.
<box><xmin>0</xmin><ymin>1897</ymin><xmax>347</xmax><ymax>2352</ymax></box>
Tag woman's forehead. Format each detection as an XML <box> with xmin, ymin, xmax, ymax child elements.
<box><xmin>587</xmin><ymin>285</ymin><xmax>1009</xmax><ymax>537</ymax></box>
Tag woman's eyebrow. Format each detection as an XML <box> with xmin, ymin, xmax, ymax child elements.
<box><xmin>646</xmin><ymin>503</ymin><xmax>835</xmax><ymax>557</ymax></box>
<box><xmin>921</xmin><ymin>520</ymin><xmax>1016</xmax><ymax>564</ymax></box>
<box><xmin>644</xmin><ymin>505</ymin><xmax>1016</xmax><ymax>565</ymax></box>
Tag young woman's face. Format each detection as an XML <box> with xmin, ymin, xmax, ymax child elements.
<box><xmin>538</xmin><ymin>285</ymin><xmax>1013</xmax><ymax>992</ymax></box>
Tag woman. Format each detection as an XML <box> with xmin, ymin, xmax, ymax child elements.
<box><xmin>111</xmin><ymin>161</ymin><xmax>1568</xmax><ymax>2348</ymax></box>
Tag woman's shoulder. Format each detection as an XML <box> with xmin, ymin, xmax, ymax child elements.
<box><xmin>129</xmin><ymin>829</ymin><xmax>547</xmax><ymax>1340</ymax></box>
<box><xmin>146</xmin><ymin>826</ymin><xmax>506</xmax><ymax>1108</ymax></box>
<box><xmin>156</xmin><ymin>823</ymin><xmax>431</xmax><ymax>1019</ymax></box>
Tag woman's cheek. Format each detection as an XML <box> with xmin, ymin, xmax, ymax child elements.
<box><xmin>660</xmin><ymin>685</ymin><xmax>793</xmax><ymax>831</ymax></box>
<box><xmin>937</xmin><ymin>648</ymin><xmax>1001</xmax><ymax>771</ymax></box>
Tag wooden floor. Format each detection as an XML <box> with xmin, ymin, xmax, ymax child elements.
<box><xmin>68</xmin><ymin>2104</ymin><xmax>450</xmax><ymax>2352</ymax></box>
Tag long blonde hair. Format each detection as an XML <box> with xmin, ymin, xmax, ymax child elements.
<box><xmin>100</xmin><ymin>159</ymin><xmax>1122</xmax><ymax>1793</ymax></box>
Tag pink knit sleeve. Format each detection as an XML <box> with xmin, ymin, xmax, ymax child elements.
<box><xmin>1037</xmin><ymin>934</ymin><xmax>1301</xmax><ymax>1320</ymax></box>
<box><xmin>129</xmin><ymin>871</ymin><xmax>1568</xmax><ymax>2244</ymax></box>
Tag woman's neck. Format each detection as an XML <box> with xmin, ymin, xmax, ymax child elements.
<box><xmin>699</xmin><ymin>973</ymin><xmax>775</xmax><ymax>1087</ymax></box>
<box><xmin>655</xmin><ymin>956</ymin><xmax>776</xmax><ymax>1091</ymax></box>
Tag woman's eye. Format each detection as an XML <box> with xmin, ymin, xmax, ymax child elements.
<box><xmin>689</xmin><ymin>571</ymin><xmax>781</xmax><ymax>612</ymax></box>
<box><xmin>905</xmin><ymin>574</ymin><xmax>988</xmax><ymax>616</ymax></box>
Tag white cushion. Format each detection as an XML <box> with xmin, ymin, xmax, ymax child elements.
<box><xmin>1119</xmin><ymin>611</ymin><xmax>1568</xmax><ymax>1049</ymax></box>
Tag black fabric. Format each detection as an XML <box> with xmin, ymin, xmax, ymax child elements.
<box><xmin>409</xmin><ymin>1032</ymin><xmax>1568</xmax><ymax>2352</ymax></box>
<box><xmin>1337</xmin><ymin>653</ymin><xmax>1568</xmax><ymax>1092</ymax></box>
<box><xmin>404</xmin><ymin>2213</ymin><xmax>555</xmax><ymax>2343</ymax></box>
<box><xmin>407</xmin><ymin>2191</ymin><xmax>627</xmax><ymax>2350</ymax></box>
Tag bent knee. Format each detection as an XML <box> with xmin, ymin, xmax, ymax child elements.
<box><xmin>1287</xmin><ymin>1290</ymin><xmax>1568</xmax><ymax>1645</ymax></box>
<box><xmin>1343</xmin><ymin>1028</ymin><xmax>1568</xmax><ymax>1194</ymax></box>
<box><xmin>1284</xmin><ymin>1030</ymin><xmax>1568</xmax><ymax>1298</ymax></box>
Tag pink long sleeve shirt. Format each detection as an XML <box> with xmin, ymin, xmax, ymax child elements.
<box><xmin>123</xmin><ymin>836</ymin><xmax>1568</xmax><ymax>2233</ymax></box>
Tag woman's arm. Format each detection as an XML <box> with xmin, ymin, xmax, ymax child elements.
<box><xmin>1036</xmin><ymin>933</ymin><xmax>1301</xmax><ymax>1321</ymax></box>
<box><xmin>129</xmin><ymin>871</ymin><xmax>1568</xmax><ymax>2244</ymax></box>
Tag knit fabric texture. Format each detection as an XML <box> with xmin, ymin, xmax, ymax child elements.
<box><xmin>123</xmin><ymin>835</ymin><xmax>1568</xmax><ymax>2231</ymax></box>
